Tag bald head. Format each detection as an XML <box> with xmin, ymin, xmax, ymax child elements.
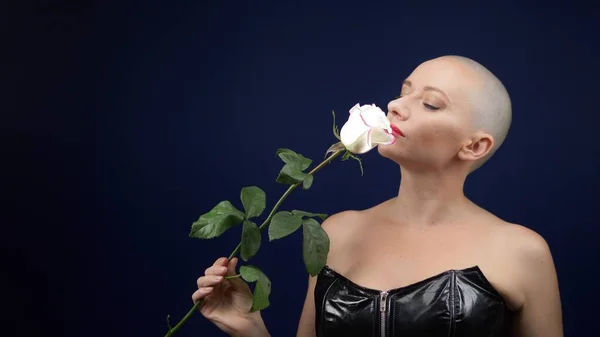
<box><xmin>438</xmin><ymin>55</ymin><xmax>512</xmax><ymax>172</ymax></box>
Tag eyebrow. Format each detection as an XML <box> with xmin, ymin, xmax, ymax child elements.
<box><xmin>402</xmin><ymin>80</ymin><xmax>450</xmax><ymax>101</ymax></box>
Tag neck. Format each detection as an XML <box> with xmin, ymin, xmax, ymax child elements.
<box><xmin>390</xmin><ymin>165</ymin><xmax>472</xmax><ymax>226</ymax></box>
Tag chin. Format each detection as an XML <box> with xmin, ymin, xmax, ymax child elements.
<box><xmin>377</xmin><ymin>142</ymin><xmax>425</xmax><ymax>170</ymax></box>
<box><xmin>377</xmin><ymin>143</ymin><xmax>404</xmax><ymax>163</ymax></box>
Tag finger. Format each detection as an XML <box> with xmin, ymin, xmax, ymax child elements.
<box><xmin>213</xmin><ymin>257</ymin><xmax>228</xmax><ymax>266</ymax></box>
<box><xmin>192</xmin><ymin>287</ymin><xmax>214</xmax><ymax>303</ymax></box>
<box><xmin>225</xmin><ymin>257</ymin><xmax>248</xmax><ymax>289</ymax></box>
<box><xmin>205</xmin><ymin>264</ymin><xmax>228</xmax><ymax>276</ymax></box>
<box><xmin>226</xmin><ymin>257</ymin><xmax>238</xmax><ymax>277</ymax></box>
<box><xmin>203</xmin><ymin>257</ymin><xmax>228</xmax><ymax>276</ymax></box>
<box><xmin>196</xmin><ymin>275</ymin><xmax>224</xmax><ymax>288</ymax></box>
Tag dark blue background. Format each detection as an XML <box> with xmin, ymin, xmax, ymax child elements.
<box><xmin>5</xmin><ymin>1</ymin><xmax>599</xmax><ymax>336</ymax></box>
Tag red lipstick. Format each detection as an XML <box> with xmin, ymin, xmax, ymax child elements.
<box><xmin>390</xmin><ymin>124</ymin><xmax>404</xmax><ymax>138</ymax></box>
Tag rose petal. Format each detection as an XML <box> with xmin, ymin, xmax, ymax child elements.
<box><xmin>340</xmin><ymin>103</ymin><xmax>396</xmax><ymax>154</ymax></box>
<box><xmin>369</xmin><ymin>127</ymin><xmax>396</xmax><ymax>146</ymax></box>
<box><xmin>359</xmin><ymin>104</ymin><xmax>391</xmax><ymax>131</ymax></box>
<box><xmin>348</xmin><ymin>103</ymin><xmax>361</xmax><ymax>114</ymax></box>
<box><xmin>340</xmin><ymin>110</ymin><xmax>370</xmax><ymax>146</ymax></box>
<box><xmin>345</xmin><ymin>131</ymin><xmax>373</xmax><ymax>154</ymax></box>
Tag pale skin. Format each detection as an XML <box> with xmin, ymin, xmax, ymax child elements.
<box><xmin>193</xmin><ymin>56</ymin><xmax>563</xmax><ymax>337</ymax></box>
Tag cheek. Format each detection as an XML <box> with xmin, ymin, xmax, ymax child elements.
<box><xmin>414</xmin><ymin>120</ymin><xmax>465</xmax><ymax>151</ymax></box>
<box><xmin>378</xmin><ymin>118</ymin><xmax>467</xmax><ymax>162</ymax></box>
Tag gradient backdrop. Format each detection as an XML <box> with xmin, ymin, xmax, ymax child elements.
<box><xmin>5</xmin><ymin>1</ymin><xmax>599</xmax><ymax>337</ymax></box>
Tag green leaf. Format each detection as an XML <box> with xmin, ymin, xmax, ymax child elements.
<box><xmin>241</xmin><ymin>220</ymin><xmax>261</xmax><ymax>261</ymax></box>
<box><xmin>302</xmin><ymin>174</ymin><xmax>313</xmax><ymax>190</ymax></box>
<box><xmin>268</xmin><ymin>211</ymin><xmax>303</xmax><ymax>241</ymax></box>
<box><xmin>240</xmin><ymin>265</ymin><xmax>271</xmax><ymax>312</ymax></box>
<box><xmin>189</xmin><ymin>201</ymin><xmax>245</xmax><ymax>239</ymax></box>
<box><xmin>275</xmin><ymin>148</ymin><xmax>314</xmax><ymax>186</ymax></box>
<box><xmin>240</xmin><ymin>186</ymin><xmax>266</xmax><ymax>219</ymax></box>
<box><xmin>239</xmin><ymin>265</ymin><xmax>263</xmax><ymax>282</ymax></box>
<box><xmin>276</xmin><ymin>148</ymin><xmax>312</xmax><ymax>170</ymax></box>
<box><xmin>302</xmin><ymin>218</ymin><xmax>330</xmax><ymax>276</ymax></box>
<box><xmin>276</xmin><ymin>162</ymin><xmax>308</xmax><ymax>185</ymax></box>
<box><xmin>291</xmin><ymin>210</ymin><xmax>328</xmax><ymax>221</ymax></box>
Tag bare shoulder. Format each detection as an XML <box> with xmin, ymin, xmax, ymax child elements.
<box><xmin>319</xmin><ymin>209</ymin><xmax>366</xmax><ymax>266</ymax></box>
<box><xmin>320</xmin><ymin>209</ymin><xmax>363</xmax><ymax>235</ymax></box>
<box><xmin>489</xmin><ymin>220</ymin><xmax>559</xmax><ymax>293</ymax></box>
<box><xmin>319</xmin><ymin>200</ymin><xmax>387</xmax><ymax>243</ymax></box>
<box><xmin>500</xmin><ymin>222</ymin><xmax>559</xmax><ymax>288</ymax></box>
<box><xmin>493</xmin><ymin>222</ymin><xmax>555</xmax><ymax>267</ymax></box>
<box><xmin>471</xmin><ymin>204</ymin><xmax>554</xmax><ymax>265</ymax></box>
<box><xmin>318</xmin><ymin>199</ymin><xmax>393</xmax><ymax>266</ymax></box>
<box><xmin>490</xmin><ymin>222</ymin><xmax>563</xmax><ymax>335</ymax></box>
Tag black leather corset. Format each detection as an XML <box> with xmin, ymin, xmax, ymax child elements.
<box><xmin>314</xmin><ymin>265</ymin><xmax>512</xmax><ymax>337</ymax></box>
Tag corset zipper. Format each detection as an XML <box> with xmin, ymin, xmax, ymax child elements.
<box><xmin>380</xmin><ymin>290</ymin><xmax>389</xmax><ymax>337</ymax></box>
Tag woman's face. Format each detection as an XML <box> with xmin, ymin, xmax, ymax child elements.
<box><xmin>378</xmin><ymin>57</ymin><xmax>483</xmax><ymax>171</ymax></box>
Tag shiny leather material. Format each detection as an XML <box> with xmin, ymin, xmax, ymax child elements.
<box><xmin>315</xmin><ymin>265</ymin><xmax>512</xmax><ymax>337</ymax></box>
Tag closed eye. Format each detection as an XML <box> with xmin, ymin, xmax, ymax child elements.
<box><xmin>423</xmin><ymin>103</ymin><xmax>439</xmax><ymax>111</ymax></box>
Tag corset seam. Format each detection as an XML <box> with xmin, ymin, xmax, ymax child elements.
<box><xmin>391</xmin><ymin>293</ymin><xmax>395</xmax><ymax>337</ymax></box>
<box><xmin>448</xmin><ymin>271</ymin><xmax>456</xmax><ymax>337</ymax></box>
<box><xmin>319</xmin><ymin>278</ymin><xmax>339</xmax><ymax>337</ymax></box>
<box><xmin>374</xmin><ymin>292</ymin><xmax>378</xmax><ymax>337</ymax></box>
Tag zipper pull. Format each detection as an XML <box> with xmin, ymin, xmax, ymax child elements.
<box><xmin>380</xmin><ymin>291</ymin><xmax>389</xmax><ymax>312</ymax></box>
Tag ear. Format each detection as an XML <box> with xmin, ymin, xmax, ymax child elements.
<box><xmin>458</xmin><ymin>132</ymin><xmax>494</xmax><ymax>162</ymax></box>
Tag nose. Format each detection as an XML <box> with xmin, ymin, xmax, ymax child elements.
<box><xmin>387</xmin><ymin>99</ymin><xmax>409</xmax><ymax>121</ymax></box>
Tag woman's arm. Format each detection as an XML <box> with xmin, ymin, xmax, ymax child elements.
<box><xmin>296</xmin><ymin>275</ymin><xmax>318</xmax><ymax>337</ymax></box>
<box><xmin>512</xmin><ymin>228</ymin><xmax>563</xmax><ymax>337</ymax></box>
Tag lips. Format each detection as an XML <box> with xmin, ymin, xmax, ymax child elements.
<box><xmin>390</xmin><ymin>124</ymin><xmax>404</xmax><ymax>138</ymax></box>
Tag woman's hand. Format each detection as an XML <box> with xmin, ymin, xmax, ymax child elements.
<box><xmin>193</xmin><ymin>257</ymin><xmax>269</xmax><ymax>337</ymax></box>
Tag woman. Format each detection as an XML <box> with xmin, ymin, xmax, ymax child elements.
<box><xmin>192</xmin><ymin>56</ymin><xmax>563</xmax><ymax>337</ymax></box>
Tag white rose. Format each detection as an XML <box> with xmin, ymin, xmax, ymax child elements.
<box><xmin>339</xmin><ymin>103</ymin><xmax>404</xmax><ymax>154</ymax></box>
